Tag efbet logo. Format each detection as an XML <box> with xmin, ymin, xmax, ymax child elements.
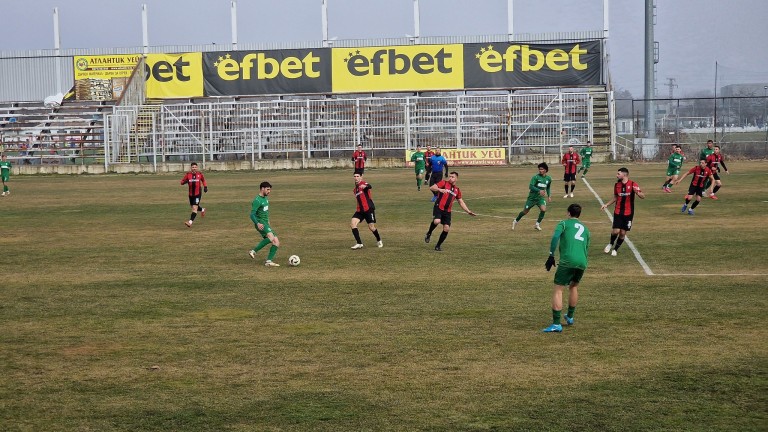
<box><xmin>343</xmin><ymin>48</ymin><xmax>453</xmax><ymax>76</ymax></box>
<box><xmin>213</xmin><ymin>52</ymin><xmax>321</xmax><ymax>80</ymax></box>
<box><xmin>475</xmin><ymin>44</ymin><xmax>589</xmax><ymax>73</ymax></box>
<box><xmin>332</xmin><ymin>45</ymin><xmax>463</xmax><ymax>93</ymax></box>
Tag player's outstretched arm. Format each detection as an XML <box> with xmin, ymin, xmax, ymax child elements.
<box><xmin>458</xmin><ymin>199</ymin><xmax>476</xmax><ymax>216</ymax></box>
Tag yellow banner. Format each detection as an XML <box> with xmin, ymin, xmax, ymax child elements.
<box><xmin>332</xmin><ymin>44</ymin><xmax>463</xmax><ymax>93</ymax></box>
<box><xmin>406</xmin><ymin>147</ymin><xmax>506</xmax><ymax>166</ymax></box>
<box><xmin>73</xmin><ymin>54</ymin><xmax>141</xmax><ymax>80</ymax></box>
<box><xmin>145</xmin><ymin>53</ymin><xmax>204</xmax><ymax>99</ymax></box>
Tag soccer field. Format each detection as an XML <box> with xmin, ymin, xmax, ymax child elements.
<box><xmin>1</xmin><ymin>162</ymin><xmax>767</xmax><ymax>431</ymax></box>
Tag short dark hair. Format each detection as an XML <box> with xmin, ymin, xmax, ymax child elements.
<box><xmin>538</xmin><ymin>162</ymin><xmax>549</xmax><ymax>171</ymax></box>
<box><xmin>707</xmin><ymin>139</ymin><xmax>714</xmax><ymax>144</ymax></box>
<box><xmin>190</xmin><ymin>162</ymin><xmax>198</xmax><ymax>167</ymax></box>
<box><xmin>260</xmin><ymin>181</ymin><xmax>272</xmax><ymax>189</ymax></box>
<box><xmin>619</xmin><ymin>167</ymin><xmax>629</xmax><ymax>175</ymax></box>
<box><xmin>567</xmin><ymin>203</ymin><xmax>582</xmax><ymax>218</ymax></box>
<box><xmin>449</xmin><ymin>171</ymin><xmax>459</xmax><ymax>177</ymax></box>
<box><xmin>714</xmin><ymin>145</ymin><xmax>720</xmax><ymax>149</ymax></box>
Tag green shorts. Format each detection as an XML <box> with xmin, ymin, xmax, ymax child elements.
<box><xmin>415</xmin><ymin>167</ymin><xmax>425</xmax><ymax>175</ymax></box>
<box><xmin>581</xmin><ymin>159</ymin><xmax>591</xmax><ymax>169</ymax></box>
<box><xmin>1</xmin><ymin>173</ymin><xmax>8</xmax><ymax>182</ymax></box>
<box><xmin>256</xmin><ymin>223</ymin><xmax>274</xmax><ymax>238</ymax></box>
<box><xmin>524</xmin><ymin>195</ymin><xmax>546</xmax><ymax>210</ymax></box>
<box><xmin>666</xmin><ymin>167</ymin><xmax>680</xmax><ymax>177</ymax></box>
<box><xmin>554</xmin><ymin>266</ymin><xmax>585</xmax><ymax>286</ymax></box>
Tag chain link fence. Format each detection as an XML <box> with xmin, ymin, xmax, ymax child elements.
<box><xmin>616</xmin><ymin>96</ymin><xmax>768</xmax><ymax>161</ymax></box>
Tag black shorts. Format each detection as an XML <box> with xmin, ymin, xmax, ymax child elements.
<box><xmin>687</xmin><ymin>185</ymin><xmax>705</xmax><ymax>197</ymax></box>
<box><xmin>429</xmin><ymin>171</ymin><xmax>443</xmax><ymax>186</ymax></box>
<box><xmin>352</xmin><ymin>210</ymin><xmax>376</xmax><ymax>224</ymax></box>
<box><xmin>563</xmin><ymin>173</ymin><xmax>577</xmax><ymax>182</ymax></box>
<box><xmin>712</xmin><ymin>172</ymin><xmax>720</xmax><ymax>181</ymax></box>
<box><xmin>424</xmin><ymin>169</ymin><xmax>431</xmax><ymax>180</ymax></box>
<box><xmin>189</xmin><ymin>195</ymin><xmax>202</xmax><ymax>207</ymax></box>
<box><xmin>612</xmin><ymin>213</ymin><xmax>634</xmax><ymax>231</ymax></box>
<box><xmin>432</xmin><ymin>206</ymin><xmax>452</xmax><ymax>226</ymax></box>
<box><xmin>354</xmin><ymin>167</ymin><xmax>365</xmax><ymax>175</ymax></box>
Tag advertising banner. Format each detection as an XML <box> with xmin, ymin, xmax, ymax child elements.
<box><xmin>406</xmin><ymin>147</ymin><xmax>506</xmax><ymax>167</ymax></box>
<box><xmin>73</xmin><ymin>54</ymin><xmax>141</xmax><ymax>100</ymax></box>
<box><xmin>332</xmin><ymin>44</ymin><xmax>464</xmax><ymax>93</ymax></box>
<box><xmin>73</xmin><ymin>54</ymin><xmax>140</xmax><ymax>80</ymax></box>
<box><xmin>145</xmin><ymin>53</ymin><xmax>204</xmax><ymax>99</ymax></box>
<box><xmin>463</xmin><ymin>41</ymin><xmax>602</xmax><ymax>89</ymax></box>
<box><xmin>203</xmin><ymin>49</ymin><xmax>331</xmax><ymax>96</ymax></box>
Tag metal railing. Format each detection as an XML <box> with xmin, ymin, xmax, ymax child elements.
<box><xmin>105</xmin><ymin>90</ymin><xmax>603</xmax><ymax>168</ymax></box>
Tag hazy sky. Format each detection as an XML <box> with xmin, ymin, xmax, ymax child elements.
<box><xmin>1</xmin><ymin>0</ymin><xmax>766</xmax><ymax>97</ymax></box>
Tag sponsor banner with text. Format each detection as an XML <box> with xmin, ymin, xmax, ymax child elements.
<box><xmin>203</xmin><ymin>49</ymin><xmax>331</xmax><ymax>96</ymax></box>
<box><xmin>145</xmin><ymin>53</ymin><xmax>204</xmax><ymax>99</ymax></box>
<box><xmin>406</xmin><ymin>147</ymin><xmax>506</xmax><ymax>167</ymax></box>
<box><xmin>463</xmin><ymin>41</ymin><xmax>602</xmax><ymax>89</ymax></box>
<box><xmin>332</xmin><ymin>44</ymin><xmax>464</xmax><ymax>93</ymax></box>
<box><xmin>73</xmin><ymin>54</ymin><xmax>141</xmax><ymax>80</ymax></box>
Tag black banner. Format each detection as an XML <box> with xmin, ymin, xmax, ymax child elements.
<box><xmin>463</xmin><ymin>40</ymin><xmax>602</xmax><ymax>89</ymax></box>
<box><xmin>203</xmin><ymin>49</ymin><xmax>332</xmax><ymax>96</ymax></box>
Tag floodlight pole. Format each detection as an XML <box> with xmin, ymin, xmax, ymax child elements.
<box><xmin>231</xmin><ymin>0</ymin><xmax>238</xmax><ymax>49</ymax></box>
<box><xmin>142</xmin><ymin>4</ymin><xmax>149</xmax><ymax>55</ymax></box>
<box><xmin>321</xmin><ymin>0</ymin><xmax>329</xmax><ymax>47</ymax></box>
<box><xmin>413</xmin><ymin>0</ymin><xmax>420</xmax><ymax>44</ymax></box>
<box><xmin>53</xmin><ymin>7</ymin><xmax>62</xmax><ymax>94</ymax></box>
<box><xmin>507</xmin><ymin>0</ymin><xmax>514</xmax><ymax>41</ymax></box>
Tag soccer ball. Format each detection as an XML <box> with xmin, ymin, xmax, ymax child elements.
<box><xmin>288</xmin><ymin>255</ymin><xmax>300</xmax><ymax>266</ymax></box>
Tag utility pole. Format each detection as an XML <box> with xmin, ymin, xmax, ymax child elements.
<box><xmin>665</xmin><ymin>77</ymin><xmax>678</xmax><ymax>99</ymax></box>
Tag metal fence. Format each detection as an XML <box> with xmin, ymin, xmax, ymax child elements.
<box><xmin>616</xmin><ymin>96</ymin><xmax>768</xmax><ymax>161</ymax></box>
<box><xmin>106</xmin><ymin>91</ymin><xmax>600</xmax><ymax>167</ymax></box>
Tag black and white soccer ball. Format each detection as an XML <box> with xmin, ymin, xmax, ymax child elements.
<box><xmin>288</xmin><ymin>255</ymin><xmax>301</xmax><ymax>266</ymax></box>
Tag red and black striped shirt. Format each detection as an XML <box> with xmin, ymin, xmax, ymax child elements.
<box><xmin>561</xmin><ymin>152</ymin><xmax>581</xmax><ymax>175</ymax></box>
<box><xmin>434</xmin><ymin>180</ymin><xmax>462</xmax><ymax>212</ymax></box>
<box><xmin>424</xmin><ymin>150</ymin><xmax>435</xmax><ymax>166</ymax></box>
<box><xmin>687</xmin><ymin>166</ymin><xmax>713</xmax><ymax>188</ymax></box>
<box><xmin>181</xmin><ymin>172</ymin><xmax>207</xmax><ymax>196</ymax></box>
<box><xmin>352</xmin><ymin>150</ymin><xmax>367</xmax><ymax>169</ymax></box>
<box><xmin>705</xmin><ymin>153</ymin><xmax>727</xmax><ymax>172</ymax></box>
<box><xmin>354</xmin><ymin>181</ymin><xmax>375</xmax><ymax>212</ymax></box>
<box><xmin>612</xmin><ymin>179</ymin><xmax>641</xmax><ymax>216</ymax></box>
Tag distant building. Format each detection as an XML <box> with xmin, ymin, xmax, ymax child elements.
<box><xmin>720</xmin><ymin>83</ymin><xmax>768</xmax><ymax>97</ymax></box>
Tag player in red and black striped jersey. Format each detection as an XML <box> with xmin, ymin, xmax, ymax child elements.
<box><xmin>675</xmin><ymin>159</ymin><xmax>715</xmax><ymax>216</ymax></box>
<box><xmin>180</xmin><ymin>162</ymin><xmax>208</xmax><ymax>227</ymax></box>
<box><xmin>352</xmin><ymin>145</ymin><xmax>367</xmax><ymax>175</ymax></box>
<box><xmin>561</xmin><ymin>146</ymin><xmax>581</xmax><ymax>198</ymax></box>
<box><xmin>600</xmin><ymin>167</ymin><xmax>645</xmax><ymax>256</ymax></box>
<box><xmin>705</xmin><ymin>145</ymin><xmax>730</xmax><ymax>199</ymax></box>
<box><xmin>424</xmin><ymin>171</ymin><xmax>476</xmax><ymax>251</ymax></box>
<box><xmin>350</xmin><ymin>173</ymin><xmax>382</xmax><ymax>249</ymax></box>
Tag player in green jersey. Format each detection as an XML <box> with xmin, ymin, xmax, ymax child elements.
<box><xmin>543</xmin><ymin>203</ymin><xmax>590</xmax><ymax>333</ymax></box>
<box><xmin>577</xmin><ymin>141</ymin><xmax>593</xmax><ymax>178</ymax></box>
<box><xmin>0</xmin><ymin>154</ymin><xmax>11</xmax><ymax>196</ymax></box>
<box><xmin>512</xmin><ymin>162</ymin><xmax>552</xmax><ymax>231</ymax></box>
<box><xmin>699</xmin><ymin>139</ymin><xmax>715</xmax><ymax>161</ymax></box>
<box><xmin>410</xmin><ymin>145</ymin><xmax>427</xmax><ymax>191</ymax></box>
<box><xmin>662</xmin><ymin>145</ymin><xmax>685</xmax><ymax>193</ymax></box>
<box><xmin>248</xmin><ymin>181</ymin><xmax>281</xmax><ymax>267</ymax></box>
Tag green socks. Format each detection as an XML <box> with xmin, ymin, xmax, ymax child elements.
<box><xmin>552</xmin><ymin>309</ymin><xmax>561</xmax><ymax>325</ymax></box>
<box><xmin>253</xmin><ymin>238</ymin><xmax>271</xmax><ymax>253</ymax></box>
<box><xmin>515</xmin><ymin>211</ymin><xmax>525</xmax><ymax>222</ymax></box>
<box><xmin>537</xmin><ymin>211</ymin><xmax>546</xmax><ymax>223</ymax></box>
<box><xmin>267</xmin><ymin>245</ymin><xmax>278</xmax><ymax>261</ymax></box>
<box><xmin>567</xmin><ymin>306</ymin><xmax>575</xmax><ymax>319</ymax></box>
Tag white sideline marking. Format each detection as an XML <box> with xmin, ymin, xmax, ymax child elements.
<box><xmin>463</xmin><ymin>194</ymin><xmax>513</xmax><ymax>201</ymax></box>
<box><xmin>654</xmin><ymin>273</ymin><xmax>768</xmax><ymax>277</ymax></box>
<box><xmin>582</xmin><ymin>177</ymin><xmax>655</xmax><ymax>276</ymax></box>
